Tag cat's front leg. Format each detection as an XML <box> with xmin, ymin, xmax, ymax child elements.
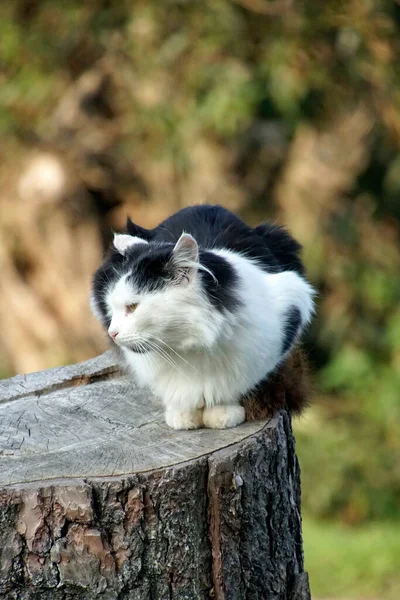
<box><xmin>165</xmin><ymin>408</ymin><xmax>204</xmax><ymax>430</ymax></box>
<box><xmin>202</xmin><ymin>405</ymin><xmax>245</xmax><ymax>429</ymax></box>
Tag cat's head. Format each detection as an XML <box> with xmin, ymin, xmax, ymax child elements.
<box><xmin>91</xmin><ymin>231</ymin><xmax>238</xmax><ymax>354</ymax></box>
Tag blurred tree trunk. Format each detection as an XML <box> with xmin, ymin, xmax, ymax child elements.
<box><xmin>0</xmin><ymin>65</ymin><xmax>133</xmax><ymax>375</ymax></box>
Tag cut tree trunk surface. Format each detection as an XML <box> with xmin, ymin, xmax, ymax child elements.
<box><xmin>0</xmin><ymin>352</ymin><xmax>311</xmax><ymax>600</ymax></box>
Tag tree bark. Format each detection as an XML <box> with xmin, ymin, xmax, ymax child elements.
<box><xmin>0</xmin><ymin>352</ymin><xmax>311</xmax><ymax>599</ymax></box>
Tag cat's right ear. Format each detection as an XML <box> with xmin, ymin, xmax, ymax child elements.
<box><xmin>126</xmin><ymin>217</ymin><xmax>150</xmax><ymax>240</ymax></box>
<box><xmin>113</xmin><ymin>233</ymin><xmax>148</xmax><ymax>255</ymax></box>
<box><xmin>171</xmin><ymin>233</ymin><xmax>199</xmax><ymax>285</ymax></box>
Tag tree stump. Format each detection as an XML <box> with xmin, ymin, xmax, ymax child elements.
<box><xmin>0</xmin><ymin>352</ymin><xmax>311</xmax><ymax>600</ymax></box>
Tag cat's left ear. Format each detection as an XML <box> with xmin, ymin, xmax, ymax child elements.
<box><xmin>126</xmin><ymin>217</ymin><xmax>150</xmax><ymax>240</ymax></box>
<box><xmin>171</xmin><ymin>233</ymin><xmax>199</xmax><ymax>284</ymax></box>
<box><xmin>113</xmin><ymin>233</ymin><xmax>148</xmax><ymax>255</ymax></box>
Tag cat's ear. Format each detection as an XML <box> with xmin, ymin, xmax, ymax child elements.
<box><xmin>173</xmin><ymin>233</ymin><xmax>199</xmax><ymax>263</ymax></box>
<box><xmin>171</xmin><ymin>233</ymin><xmax>199</xmax><ymax>284</ymax></box>
<box><xmin>126</xmin><ymin>217</ymin><xmax>150</xmax><ymax>240</ymax></box>
<box><xmin>113</xmin><ymin>233</ymin><xmax>148</xmax><ymax>255</ymax></box>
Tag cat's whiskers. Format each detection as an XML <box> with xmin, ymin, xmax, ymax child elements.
<box><xmin>145</xmin><ymin>340</ymin><xmax>188</xmax><ymax>377</ymax></box>
<box><xmin>151</xmin><ymin>336</ymin><xmax>199</xmax><ymax>374</ymax></box>
<box><xmin>137</xmin><ymin>341</ymin><xmax>155</xmax><ymax>377</ymax></box>
<box><xmin>122</xmin><ymin>334</ymin><xmax>187</xmax><ymax>377</ymax></box>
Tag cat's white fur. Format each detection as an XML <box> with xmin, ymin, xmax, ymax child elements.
<box><xmin>101</xmin><ymin>234</ymin><xmax>315</xmax><ymax>430</ymax></box>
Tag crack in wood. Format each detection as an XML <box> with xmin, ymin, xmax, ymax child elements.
<box><xmin>25</xmin><ymin>366</ymin><xmax>121</xmax><ymax>402</ymax></box>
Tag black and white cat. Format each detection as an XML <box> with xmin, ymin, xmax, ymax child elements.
<box><xmin>91</xmin><ymin>205</ymin><xmax>315</xmax><ymax>430</ymax></box>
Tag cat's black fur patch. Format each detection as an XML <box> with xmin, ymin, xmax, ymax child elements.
<box><xmin>126</xmin><ymin>204</ymin><xmax>303</xmax><ymax>275</ymax></box>
<box><xmin>93</xmin><ymin>205</ymin><xmax>305</xmax><ymax>321</ymax></box>
<box><xmin>92</xmin><ymin>249</ymin><xmax>125</xmax><ymax>328</ymax></box>
<box><xmin>281</xmin><ymin>307</ymin><xmax>302</xmax><ymax>354</ymax></box>
<box><xmin>126</xmin><ymin>243</ymin><xmax>174</xmax><ymax>293</ymax></box>
<box><xmin>125</xmin><ymin>243</ymin><xmax>239</xmax><ymax>312</ymax></box>
<box><xmin>198</xmin><ymin>250</ymin><xmax>240</xmax><ymax>313</ymax></box>
<box><xmin>253</xmin><ymin>223</ymin><xmax>304</xmax><ymax>275</ymax></box>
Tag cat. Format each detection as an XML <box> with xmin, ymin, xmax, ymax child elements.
<box><xmin>91</xmin><ymin>204</ymin><xmax>315</xmax><ymax>430</ymax></box>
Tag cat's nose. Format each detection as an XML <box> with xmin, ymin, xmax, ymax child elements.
<box><xmin>108</xmin><ymin>330</ymin><xmax>119</xmax><ymax>340</ymax></box>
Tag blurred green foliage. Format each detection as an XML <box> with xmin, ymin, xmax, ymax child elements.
<box><xmin>303</xmin><ymin>517</ymin><xmax>400</xmax><ymax>598</ymax></box>
<box><xmin>1</xmin><ymin>1</ymin><xmax>400</xmax><ymax>596</ymax></box>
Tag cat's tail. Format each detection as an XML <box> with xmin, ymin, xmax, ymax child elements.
<box><xmin>242</xmin><ymin>348</ymin><xmax>311</xmax><ymax>420</ymax></box>
<box><xmin>253</xmin><ymin>223</ymin><xmax>305</xmax><ymax>275</ymax></box>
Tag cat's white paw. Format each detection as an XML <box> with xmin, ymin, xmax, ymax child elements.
<box><xmin>202</xmin><ymin>405</ymin><xmax>245</xmax><ymax>429</ymax></box>
<box><xmin>165</xmin><ymin>408</ymin><xmax>203</xmax><ymax>430</ymax></box>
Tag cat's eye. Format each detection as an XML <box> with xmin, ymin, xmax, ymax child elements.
<box><xmin>126</xmin><ymin>303</ymin><xmax>138</xmax><ymax>314</ymax></box>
